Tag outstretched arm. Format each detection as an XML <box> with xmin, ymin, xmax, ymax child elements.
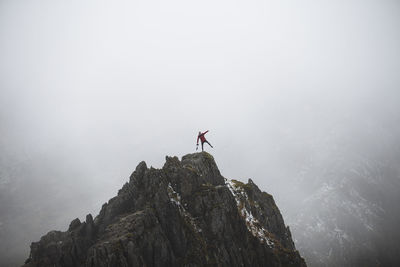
<box><xmin>204</xmin><ymin>130</ymin><xmax>209</xmax><ymax>135</ymax></box>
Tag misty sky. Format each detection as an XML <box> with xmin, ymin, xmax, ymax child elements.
<box><xmin>1</xmin><ymin>0</ymin><xmax>400</xmax><ymax>265</ymax></box>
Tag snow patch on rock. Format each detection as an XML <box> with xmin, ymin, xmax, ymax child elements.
<box><xmin>167</xmin><ymin>183</ymin><xmax>202</xmax><ymax>233</ymax></box>
<box><xmin>226</xmin><ymin>179</ymin><xmax>274</xmax><ymax>247</ymax></box>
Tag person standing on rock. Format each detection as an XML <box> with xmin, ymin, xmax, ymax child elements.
<box><xmin>196</xmin><ymin>130</ymin><xmax>213</xmax><ymax>151</ymax></box>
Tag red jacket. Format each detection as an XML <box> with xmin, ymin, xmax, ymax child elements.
<box><xmin>197</xmin><ymin>131</ymin><xmax>209</xmax><ymax>144</ymax></box>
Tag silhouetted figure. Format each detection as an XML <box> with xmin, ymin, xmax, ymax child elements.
<box><xmin>196</xmin><ymin>130</ymin><xmax>213</xmax><ymax>151</ymax></box>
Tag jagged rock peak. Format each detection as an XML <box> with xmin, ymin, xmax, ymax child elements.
<box><xmin>23</xmin><ymin>152</ymin><xmax>306</xmax><ymax>267</ymax></box>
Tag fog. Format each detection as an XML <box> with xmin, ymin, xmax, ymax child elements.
<box><xmin>1</xmin><ymin>0</ymin><xmax>399</xmax><ymax>266</ymax></box>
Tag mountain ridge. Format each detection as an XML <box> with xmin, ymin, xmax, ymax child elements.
<box><xmin>23</xmin><ymin>152</ymin><xmax>306</xmax><ymax>267</ymax></box>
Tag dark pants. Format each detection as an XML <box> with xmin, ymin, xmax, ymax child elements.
<box><xmin>201</xmin><ymin>140</ymin><xmax>213</xmax><ymax>151</ymax></box>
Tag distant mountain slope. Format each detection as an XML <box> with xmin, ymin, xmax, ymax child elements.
<box><xmin>287</xmin><ymin>151</ymin><xmax>400</xmax><ymax>266</ymax></box>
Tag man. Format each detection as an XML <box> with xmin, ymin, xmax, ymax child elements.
<box><xmin>196</xmin><ymin>130</ymin><xmax>213</xmax><ymax>151</ymax></box>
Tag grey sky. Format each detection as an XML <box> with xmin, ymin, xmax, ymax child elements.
<box><xmin>1</xmin><ymin>0</ymin><xmax>400</xmax><ymax>265</ymax></box>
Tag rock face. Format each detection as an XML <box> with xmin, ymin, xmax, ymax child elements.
<box><xmin>23</xmin><ymin>152</ymin><xmax>306</xmax><ymax>267</ymax></box>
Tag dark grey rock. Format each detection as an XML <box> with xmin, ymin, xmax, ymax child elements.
<box><xmin>68</xmin><ymin>218</ymin><xmax>81</xmax><ymax>231</ymax></box>
<box><xmin>23</xmin><ymin>152</ymin><xmax>306</xmax><ymax>267</ymax></box>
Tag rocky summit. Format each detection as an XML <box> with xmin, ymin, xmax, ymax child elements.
<box><xmin>23</xmin><ymin>152</ymin><xmax>306</xmax><ymax>267</ymax></box>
